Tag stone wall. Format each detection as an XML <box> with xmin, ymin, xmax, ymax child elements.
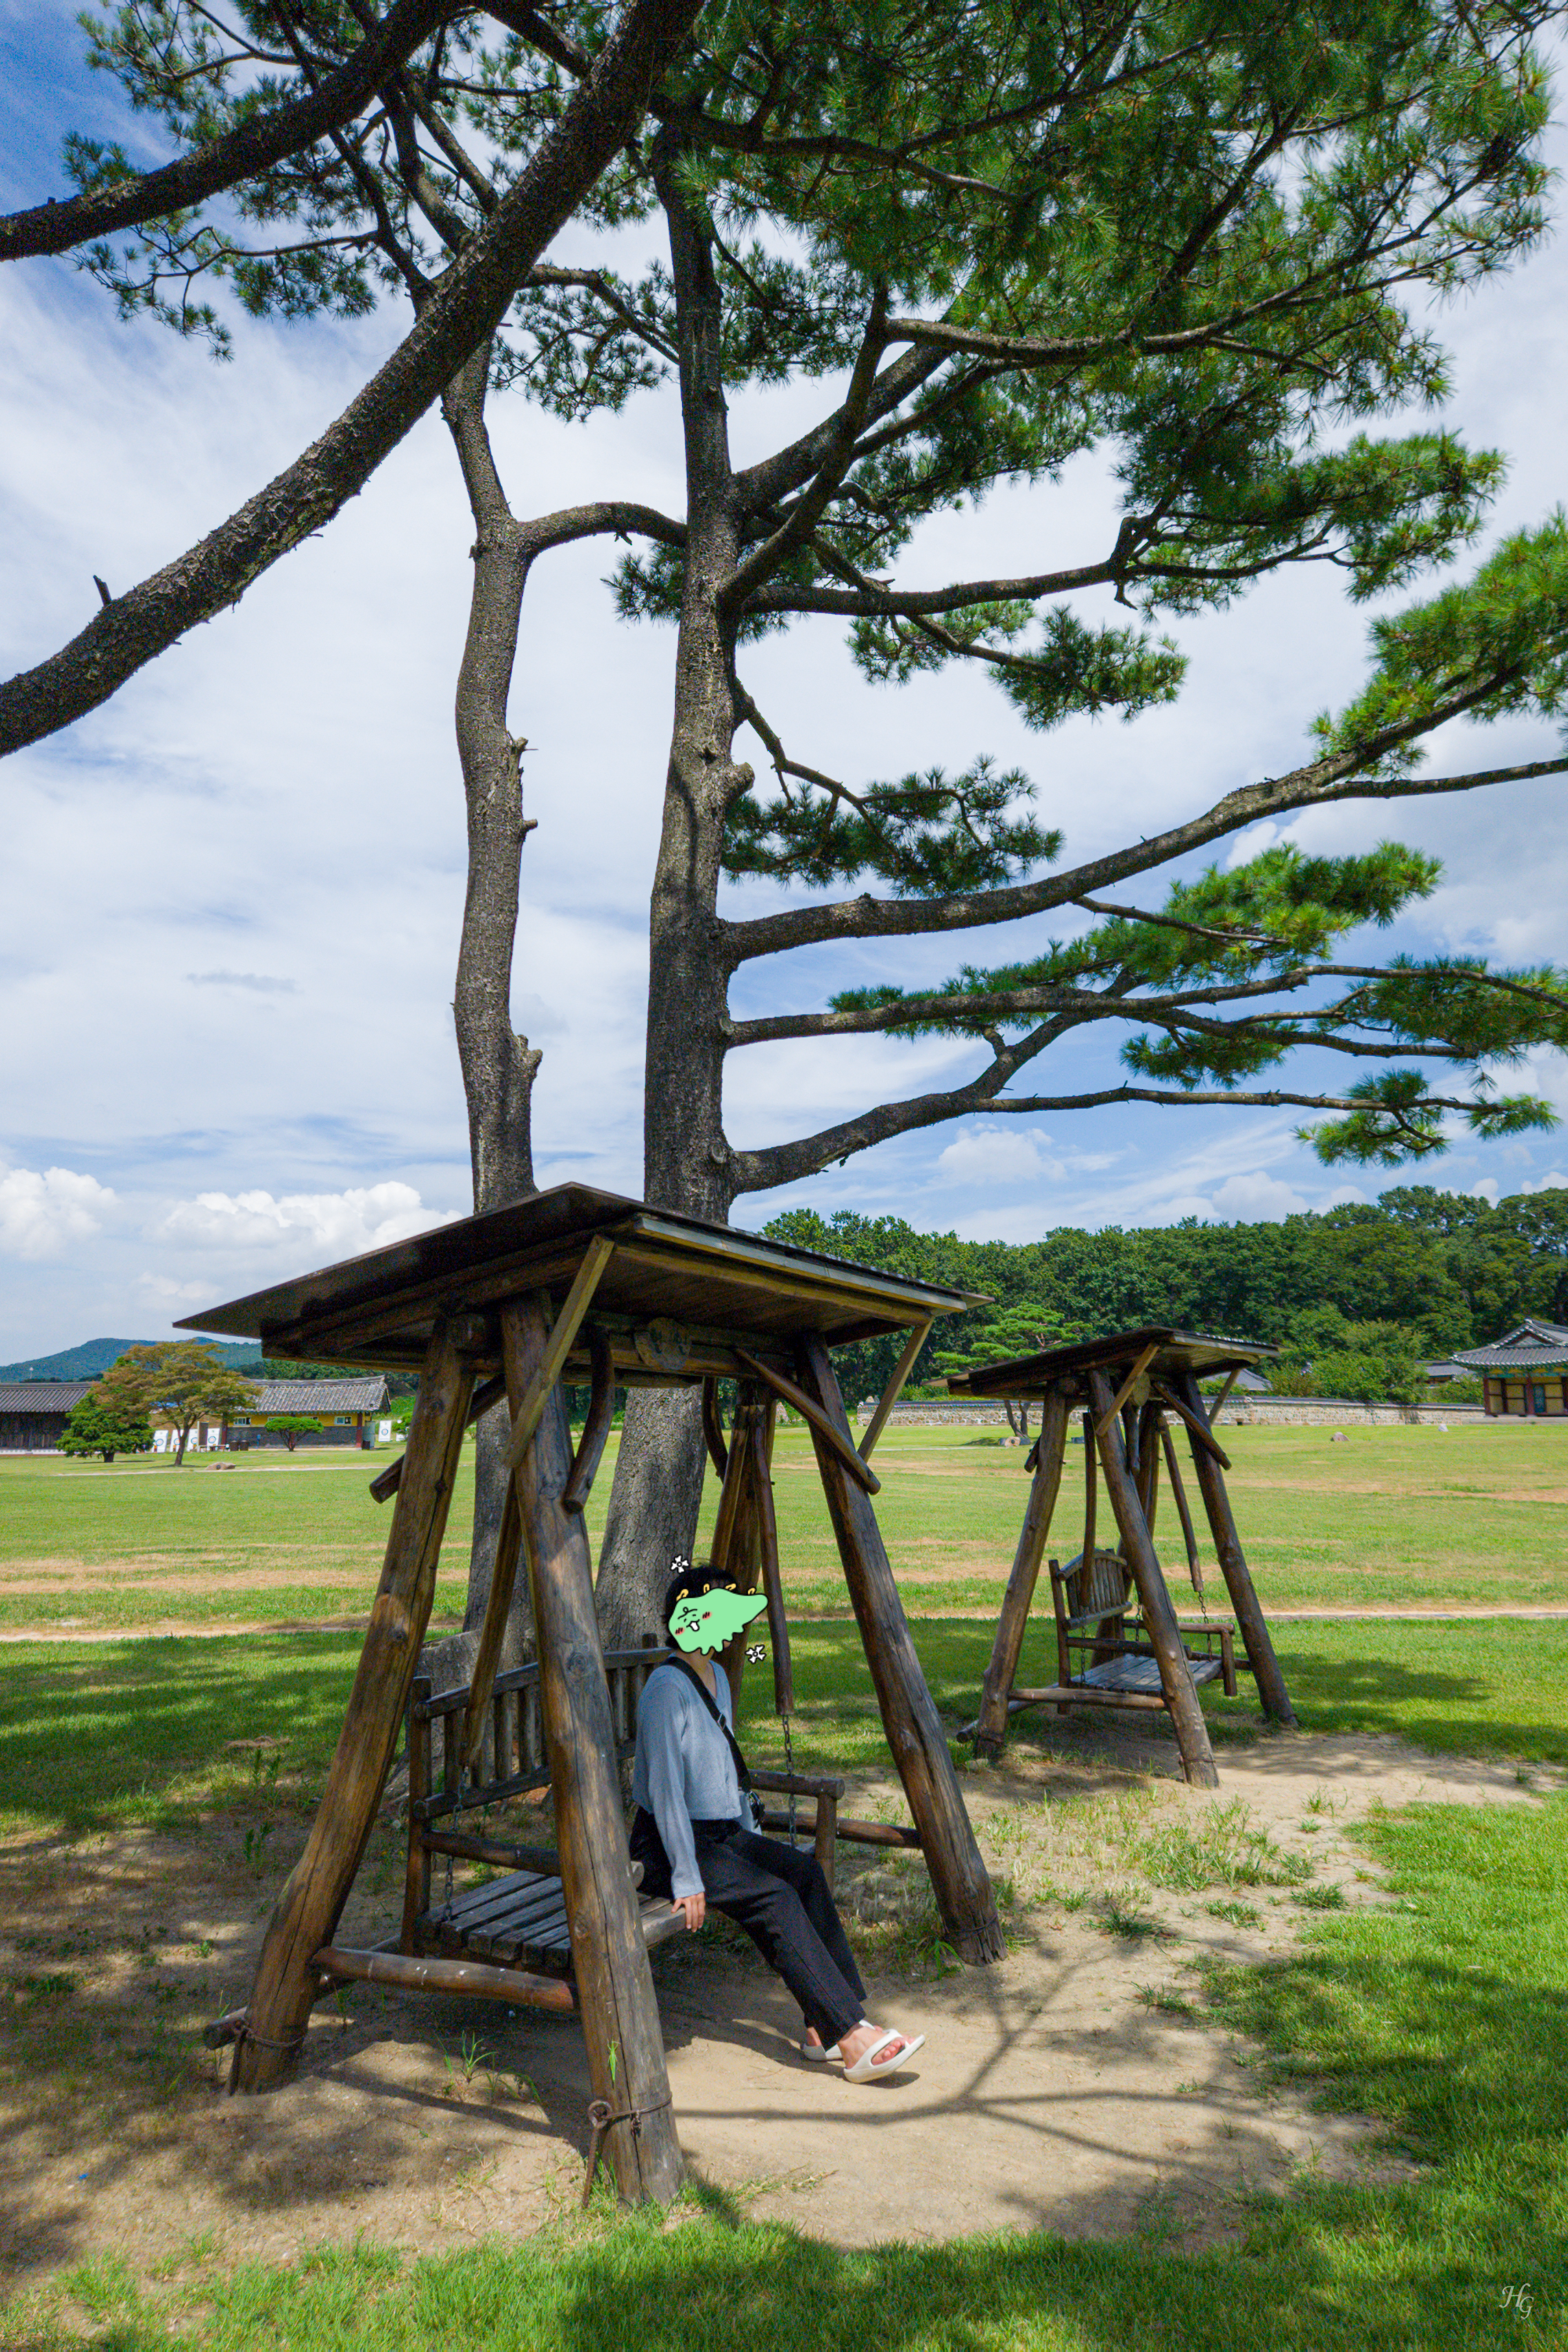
<box><xmin>1218</xmin><ymin>1396</ymin><xmax>1486</xmax><ymax>1428</ymax></box>
<box><xmin>871</xmin><ymin>1396</ymin><xmax>1494</xmax><ymax>1431</ymax></box>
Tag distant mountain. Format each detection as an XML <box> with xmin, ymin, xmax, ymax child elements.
<box><xmin>0</xmin><ymin>1336</ymin><xmax>264</xmax><ymax>1381</ymax></box>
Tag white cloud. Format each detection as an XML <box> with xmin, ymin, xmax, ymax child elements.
<box><xmin>0</xmin><ymin>1164</ymin><xmax>117</xmax><ymax>1260</ymax></box>
<box><xmin>1519</xmin><ymin>1171</ymin><xmax>1568</xmax><ymax>1194</ymax></box>
<box><xmin>187</xmin><ymin>971</ymin><xmax>299</xmax><ymax>995</ymax></box>
<box><xmin>935</xmin><ymin>1126</ymin><xmax>1063</xmax><ymax>1184</ymax></box>
<box><xmin>158</xmin><ymin>1181</ymin><xmax>459</xmax><ymax>1257</ymax></box>
<box><xmin>1472</xmin><ymin>1177</ymin><xmax>1501</xmax><ymax>1205</ymax></box>
<box><xmin>1206</xmin><ymin>1172</ymin><xmax>1312</xmax><ymax>1221</ymax></box>
<box><xmin>1223</xmin><ymin>820</ymin><xmax>1285</xmax><ymax>869</ymax></box>
<box><xmin>136</xmin><ymin>1272</ymin><xmax>216</xmax><ymax>1304</ymax></box>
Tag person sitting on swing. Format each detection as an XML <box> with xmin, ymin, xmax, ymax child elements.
<box><xmin>630</xmin><ymin>1558</ymin><xmax>926</xmax><ymax>2082</ymax></box>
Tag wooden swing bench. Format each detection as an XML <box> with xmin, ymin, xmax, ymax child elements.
<box><xmin>187</xmin><ymin>1181</ymin><xmax>996</xmax><ymax>2199</ymax></box>
<box><xmin>299</xmin><ymin>1645</ymin><xmax>924</xmax><ymax>2023</ymax></box>
<box><xmin>999</xmin><ymin>1547</ymin><xmax>1239</xmax><ymax>1725</ymax></box>
<box><xmin>950</xmin><ymin>1328</ymin><xmax>1298</xmax><ymax>1787</ymax></box>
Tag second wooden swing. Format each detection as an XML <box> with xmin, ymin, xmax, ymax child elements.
<box><xmin>947</xmin><ymin>1328</ymin><xmax>1298</xmax><ymax>1787</ymax></box>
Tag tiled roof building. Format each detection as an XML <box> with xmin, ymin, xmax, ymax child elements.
<box><xmin>1452</xmin><ymin>1319</ymin><xmax>1568</xmax><ymax>1417</ymax></box>
<box><xmin>0</xmin><ymin>1381</ymin><xmax>93</xmax><ymax>1451</ymax></box>
<box><xmin>221</xmin><ymin>1374</ymin><xmax>389</xmax><ymax>1450</ymax></box>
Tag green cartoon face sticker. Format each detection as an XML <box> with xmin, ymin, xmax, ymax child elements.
<box><xmin>669</xmin><ymin>1585</ymin><xmax>768</xmax><ymax>1655</ymax></box>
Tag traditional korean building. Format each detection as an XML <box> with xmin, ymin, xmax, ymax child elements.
<box><xmin>1452</xmin><ymin>1319</ymin><xmax>1568</xmax><ymax>1417</ymax></box>
<box><xmin>0</xmin><ymin>1380</ymin><xmax>93</xmax><ymax>1452</ymax></box>
<box><xmin>221</xmin><ymin>1375</ymin><xmax>390</xmax><ymax>1449</ymax></box>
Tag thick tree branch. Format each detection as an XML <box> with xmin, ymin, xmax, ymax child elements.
<box><xmin>723</xmin><ymin>752</ymin><xmax>1568</xmax><ymax>967</ymax></box>
<box><xmin>0</xmin><ymin>0</ymin><xmax>705</xmax><ymax>758</ymax></box>
<box><xmin>731</xmin><ymin>1073</ymin><xmax>1502</xmax><ymax>1196</ymax></box>
<box><xmin>721</xmin><ymin>289</ymin><xmax>888</xmax><ymax>610</ymax></box>
<box><xmin>728</xmin><ymin>967</ymin><xmax>1327</xmax><ymax>1047</ymax></box>
<box><xmin>0</xmin><ymin>0</ymin><xmax>456</xmax><ymax>263</ymax></box>
<box><xmin>732</xmin><ymin>343</ymin><xmax>946</xmax><ymax>514</ymax></box>
<box><xmin>746</xmin><ymin>551</ymin><xmax>1123</xmax><ymax>618</ymax></box>
<box><xmin>518</xmin><ymin>498</ymin><xmax>685</xmax><ymax>556</ymax></box>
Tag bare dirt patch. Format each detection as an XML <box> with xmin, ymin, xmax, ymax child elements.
<box><xmin>0</xmin><ymin>1728</ymin><xmax>1550</xmax><ymax>2280</ymax></box>
<box><xmin>0</xmin><ymin>1566</ymin><xmax>370</xmax><ymax>1596</ymax></box>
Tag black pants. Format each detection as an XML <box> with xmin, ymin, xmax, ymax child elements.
<box><xmin>631</xmin><ymin>1809</ymin><xmax>867</xmax><ymax>2047</ymax></box>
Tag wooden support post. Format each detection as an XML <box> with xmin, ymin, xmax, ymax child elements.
<box><xmin>1160</xmin><ymin>1418</ymin><xmax>1204</xmax><ymax>1600</ymax></box>
<box><xmin>232</xmin><ymin>1321</ymin><xmax>475</xmax><ymax>2092</ymax></box>
<box><xmin>750</xmin><ymin>1405</ymin><xmax>793</xmax><ymax>1717</ymax></box>
<box><xmin>1136</xmin><ymin>1401</ymin><xmax>1160</xmax><ymax>1535</ymax></box>
<box><xmin>1087</xmin><ymin>1370</ymin><xmax>1218</xmax><ymax>1791</ymax></box>
<box><xmin>460</xmin><ymin>1479</ymin><xmax>524</xmax><ymax>1773</ymax></box>
<box><xmin>974</xmin><ymin>1389</ymin><xmax>1069</xmax><ymax>1755</ymax></box>
<box><xmin>401</xmin><ymin>1675</ymin><xmax>433</xmax><ymax>1950</ymax></box>
<box><xmin>797</xmin><ymin>1333</ymin><xmax>1003</xmax><ymax>1963</ymax></box>
<box><xmin>503</xmin><ymin>1235</ymin><xmax>615</xmax><ymax>1472</ymax></box>
<box><xmin>735</xmin><ymin>1349</ymin><xmax>880</xmax><ymax>1493</ymax></box>
<box><xmin>713</xmin><ymin>1387</ymin><xmax>763</xmax><ymax>1705</ymax></box>
<box><xmin>1095</xmin><ymin>1341</ymin><xmax>1161</xmax><ymax>1439</ymax></box>
<box><xmin>858</xmin><ymin>1316</ymin><xmax>932</xmax><ymax>1463</ymax></box>
<box><xmin>700</xmin><ymin>1377</ymin><xmax>729</xmax><ymax>1479</ymax></box>
<box><xmin>561</xmin><ymin>1323</ymin><xmax>615</xmax><ymax>1512</ymax></box>
<box><xmin>1171</xmin><ymin>1370</ymin><xmax>1298</xmax><ymax>1727</ymax></box>
<box><xmin>501</xmin><ymin>1294</ymin><xmax>681</xmax><ymax>2206</ymax></box>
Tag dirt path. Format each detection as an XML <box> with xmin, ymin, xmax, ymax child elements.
<box><xmin>0</xmin><ymin>1730</ymin><xmax>1552</xmax><ymax>2281</ymax></box>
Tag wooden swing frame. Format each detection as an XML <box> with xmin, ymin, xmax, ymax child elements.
<box><xmin>178</xmin><ymin>1184</ymin><xmax>1000</xmax><ymax>2205</ymax></box>
<box><xmin>949</xmin><ymin>1330</ymin><xmax>1297</xmax><ymax>1786</ymax></box>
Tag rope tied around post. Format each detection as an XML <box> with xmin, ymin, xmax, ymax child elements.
<box><xmin>225</xmin><ymin>2017</ymin><xmax>307</xmax><ymax>2094</ymax></box>
<box><xmin>581</xmin><ymin>2090</ymin><xmax>674</xmax><ymax>2205</ymax></box>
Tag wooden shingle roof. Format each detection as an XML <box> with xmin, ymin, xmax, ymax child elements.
<box><xmin>946</xmin><ymin>1327</ymin><xmax>1273</xmax><ymax>1403</ymax></box>
<box><xmin>176</xmin><ymin>1183</ymin><xmax>980</xmax><ymax>1377</ymax></box>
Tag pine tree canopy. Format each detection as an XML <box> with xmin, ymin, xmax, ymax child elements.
<box><xmin>16</xmin><ymin>0</ymin><xmax>1568</xmax><ymax>1192</ymax></box>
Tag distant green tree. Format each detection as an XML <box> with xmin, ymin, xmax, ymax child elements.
<box><xmin>935</xmin><ymin>1304</ymin><xmax>1087</xmax><ymax>1437</ymax></box>
<box><xmin>1273</xmin><ymin>1319</ymin><xmax>1428</xmax><ymax>1404</ymax></box>
<box><xmin>59</xmin><ymin>1392</ymin><xmax>152</xmax><ymax>1463</ymax></box>
<box><xmin>267</xmin><ymin>1415</ymin><xmax>325</xmax><ymax>1453</ymax></box>
<box><xmin>97</xmin><ymin>1343</ymin><xmax>257</xmax><ymax>1467</ymax></box>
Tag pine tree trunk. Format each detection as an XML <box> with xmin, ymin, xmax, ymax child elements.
<box><xmin>423</xmin><ymin>346</ymin><xmax>542</xmax><ymax>1688</ymax></box>
<box><xmin>596</xmin><ymin>143</ymin><xmax>750</xmax><ymax>1648</ymax></box>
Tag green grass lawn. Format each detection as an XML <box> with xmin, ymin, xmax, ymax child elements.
<box><xmin>3</xmin><ymin>1615</ymin><xmax>1566</xmax><ymax>1845</ymax></box>
<box><xmin>3</xmin><ymin>1554</ymin><xmax>1568</xmax><ymax>2345</ymax></box>
<box><xmin>4</xmin><ymin>1418</ymin><xmax>1567</xmax><ymax>1636</ymax></box>
<box><xmin>6</xmin><ymin>1783</ymin><xmax>1565</xmax><ymax>2350</ymax></box>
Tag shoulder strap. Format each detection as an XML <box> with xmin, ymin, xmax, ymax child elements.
<box><xmin>662</xmin><ymin>1654</ymin><xmax>753</xmax><ymax>1790</ymax></box>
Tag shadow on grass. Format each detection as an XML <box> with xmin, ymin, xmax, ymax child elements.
<box><xmin>1208</xmin><ymin>1624</ymin><xmax>1568</xmax><ymax>1767</ymax></box>
<box><xmin>0</xmin><ymin>1635</ymin><xmax>361</xmax><ymax>1837</ymax></box>
<box><xmin>17</xmin><ymin>2176</ymin><xmax>1558</xmax><ymax>2352</ymax></box>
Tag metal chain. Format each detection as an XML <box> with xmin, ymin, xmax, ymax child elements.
<box><xmin>782</xmin><ymin>1711</ymin><xmax>798</xmax><ymax>1849</ymax></box>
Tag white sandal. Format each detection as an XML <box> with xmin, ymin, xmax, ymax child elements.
<box><xmin>799</xmin><ymin>2034</ymin><xmax>843</xmax><ymax>2063</ymax></box>
<box><xmin>844</xmin><ymin>2028</ymin><xmax>925</xmax><ymax>2082</ymax></box>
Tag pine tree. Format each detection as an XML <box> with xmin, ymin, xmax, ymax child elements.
<box><xmin>24</xmin><ymin>4</ymin><xmax>1568</xmax><ymax>1646</ymax></box>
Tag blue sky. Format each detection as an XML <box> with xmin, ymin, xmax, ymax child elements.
<box><xmin>2</xmin><ymin>5</ymin><xmax>1567</xmax><ymax>1359</ymax></box>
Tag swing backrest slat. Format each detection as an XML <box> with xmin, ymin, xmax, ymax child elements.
<box><xmin>410</xmin><ymin>1648</ymin><xmax>663</xmax><ymax>1821</ymax></box>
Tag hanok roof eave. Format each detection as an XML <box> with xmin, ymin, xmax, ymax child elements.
<box><xmin>0</xmin><ymin>1381</ymin><xmax>95</xmax><ymax>1414</ymax></box>
<box><xmin>241</xmin><ymin>1377</ymin><xmax>390</xmax><ymax>1415</ymax></box>
<box><xmin>174</xmin><ymin>1183</ymin><xmax>981</xmax><ymax>1374</ymax></box>
<box><xmin>1452</xmin><ymin>1317</ymin><xmax>1568</xmax><ymax>1374</ymax></box>
<box><xmin>946</xmin><ymin>1326</ymin><xmax>1275</xmax><ymax>1401</ymax></box>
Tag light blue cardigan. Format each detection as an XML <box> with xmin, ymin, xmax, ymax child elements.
<box><xmin>630</xmin><ymin>1661</ymin><xmax>749</xmax><ymax>1898</ymax></box>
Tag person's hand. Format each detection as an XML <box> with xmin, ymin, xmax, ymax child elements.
<box><xmin>673</xmin><ymin>1892</ymin><xmax>706</xmax><ymax>1933</ymax></box>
